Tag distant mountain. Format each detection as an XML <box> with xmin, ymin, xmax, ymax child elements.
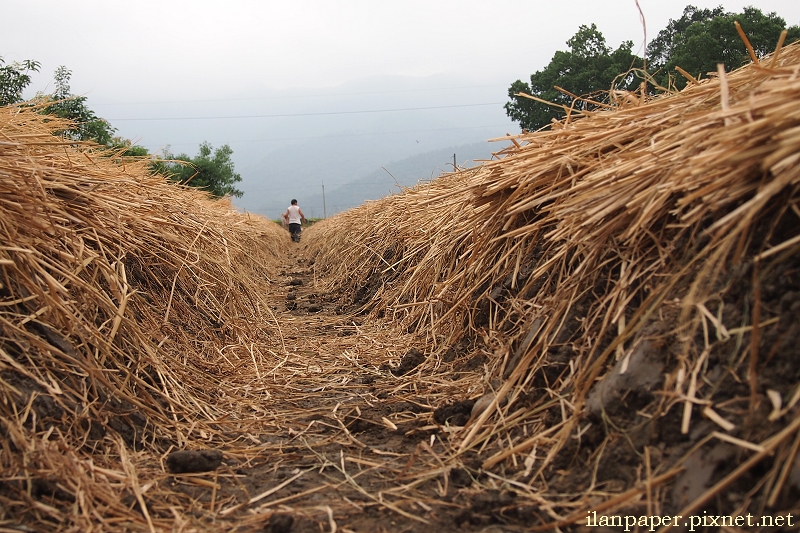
<box><xmin>96</xmin><ymin>73</ymin><xmax>517</xmax><ymax>218</ymax></box>
<box><xmin>293</xmin><ymin>141</ymin><xmax>501</xmax><ymax>218</ymax></box>
<box><xmin>240</xmin><ymin>120</ymin><xmax>508</xmax><ymax>219</ymax></box>
<box><xmin>206</xmin><ymin>73</ymin><xmax>517</xmax><ymax>217</ymax></box>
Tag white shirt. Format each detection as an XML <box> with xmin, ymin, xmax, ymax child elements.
<box><xmin>286</xmin><ymin>205</ymin><xmax>302</xmax><ymax>224</ymax></box>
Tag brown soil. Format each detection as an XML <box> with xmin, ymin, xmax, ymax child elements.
<box><xmin>154</xmin><ymin>245</ymin><xmax>526</xmax><ymax>533</ymax></box>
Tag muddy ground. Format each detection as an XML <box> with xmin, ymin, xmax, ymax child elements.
<box><xmin>155</xmin><ymin>244</ymin><xmax>530</xmax><ymax>533</ymax></box>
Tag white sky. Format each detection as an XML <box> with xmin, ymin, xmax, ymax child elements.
<box><xmin>4</xmin><ymin>0</ymin><xmax>799</xmax><ymax>104</ymax></box>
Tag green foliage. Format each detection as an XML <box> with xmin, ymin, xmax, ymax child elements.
<box><xmin>2</xmin><ymin>58</ymin><xmax>244</xmax><ymax>200</ymax></box>
<box><xmin>119</xmin><ymin>144</ymin><xmax>150</xmax><ymax>157</ymax></box>
<box><xmin>0</xmin><ymin>56</ymin><xmax>40</xmax><ymax>106</ymax></box>
<box><xmin>505</xmin><ymin>24</ymin><xmax>643</xmax><ymax>131</ymax></box>
<box><xmin>2</xmin><ymin>57</ymin><xmax>241</xmax><ymax>199</ymax></box>
<box><xmin>1</xmin><ymin>59</ymin><xmax>116</xmax><ymax>145</ymax></box>
<box><xmin>647</xmin><ymin>5</ymin><xmax>800</xmax><ymax>90</ymax></box>
<box><xmin>646</xmin><ymin>5</ymin><xmax>725</xmax><ymax>73</ymax></box>
<box><xmin>40</xmin><ymin>66</ymin><xmax>116</xmax><ymax>145</ymax></box>
<box><xmin>506</xmin><ymin>6</ymin><xmax>799</xmax><ymax>130</ymax></box>
<box><xmin>161</xmin><ymin>142</ymin><xmax>243</xmax><ymax>199</ymax></box>
<box><xmin>109</xmin><ymin>136</ymin><xmax>150</xmax><ymax>157</ymax></box>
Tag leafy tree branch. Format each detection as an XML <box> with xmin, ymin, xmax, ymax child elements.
<box><xmin>158</xmin><ymin>142</ymin><xmax>244</xmax><ymax>199</ymax></box>
<box><xmin>505</xmin><ymin>24</ymin><xmax>643</xmax><ymax>131</ymax></box>
<box><xmin>506</xmin><ymin>6</ymin><xmax>799</xmax><ymax>131</ymax></box>
<box><xmin>0</xmin><ymin>56</ymin><xmax>40</xmax><ymax>106</ymax></box>
<box><xmin>40</xmin><ymin>66</ymin><xmax>116</xmax><ymax>145</ymax></box>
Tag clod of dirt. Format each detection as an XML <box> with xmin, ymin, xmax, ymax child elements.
<box><xmin>29</xmin><ymin>393</ymin><xmax>65</xmax><ymax>423</ymax></box>
<box><xmin>471</xmin><ymin>489</ymin><xmax>516</xmax><ymax>513</ymax></box>
<box><xmin>27</xmin><ymin>322</ymin><xmax>78</xmax><ymax>357</ymax></box>
<box><xmin>286</xmin><ymin>294</ymin><xmax>296</xmax><ymax>301</ymax></box>
<box><xmin>288</xmin><ymin>279</ymin><xmax>303</xmax><ymax>286</ymax></box>
<box><xmin>108</xmin><ymin>414</ymin><xmax>147</xmax><ymax>449</ymax></box>
<box><xmin>671</xmin><ymin>444</ymin><xmax>734</xmax><ymax>509</ymax></box>
<box><xmin>390</xmin><ymin>401</ymin><xmax>425</xmax><ymax>414</ymax></box>
<box><xmin>455</xmin><ymin>352</ymin><xmax>487</xmax><ymax>372</ymax></box>
<box><xmin>80</xmin><ymin>418</ymin><xmax>106</xmax><ymax>440</ymax></box>
<box><xmin>443</xmin><ymin>337</ymin><xmax>473</xmax><ymax>363</ymax></box>
<box><xmin>358</xmin><ymin>375</ymin><xmax>376</xmax><ymax>385</ymax></box>
<box><xmin>586</xmin><ymin>321</ymin><xmax>668</xmax><ymax>419</ymax></box>
<box><xmin>434</xmin><ymin>399</ymin><xmax>475</xmax><ymax>426</ymax></box>
<box><xmin>458</xmin><ymin>490</ymin><xmax>518</xmax><ymax>525</ymax></box>
<box><xmin>166</xmin><ymin>450</ymin><xmax>223</xmax><ymax>474</ymax></box>
<box><xmin>31</xmin><ymin>478</ymin><xmax>75</xmax><ymax>503</ymax></box>
<box><xmin>344</xmin><ymin>413</ymin><xmax>372</xmax><ymax>433</ymax></box>
<box><xmin>471</xmin><ymin>391</ymin><xmax>507</xmax><ymax>418</ymax></box>
<box><xmin>264</xmin><ymin>513</ymin><xmax>294</xmax><ymax>533</ymax></box>
<box><xmin>306</xmin><ymin>304</ymin><xmax>322</xmax><ymax>313</ymax></box>
<box><xmin>449</xmin><ymin>467</ymin><xmax>473</xmax><ymax>488</ymax></box>
<box><xmin>392</xmin><ymin>348</ymin><xmax>425</xmax><ymax>376</ymax></box>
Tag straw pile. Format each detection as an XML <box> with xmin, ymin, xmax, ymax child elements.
<box><xmin>0</xmin><ymin>108</ymin><xmax>289</xmax><ymax>530</ymax></box>
<box><xmin>307</xmin><ymin>41</ymin><xmax>800</xmax><ymax>525</ymax></box>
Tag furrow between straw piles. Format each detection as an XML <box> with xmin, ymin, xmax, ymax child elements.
<box><xmin>307</xmin><ymin>43</ymin><xmax>800</xmax><ymax>522</ymax></box>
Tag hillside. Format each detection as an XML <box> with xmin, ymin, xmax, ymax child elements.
<box><xmin>223</xmin><ymin>73</ymin><xmax>513</xmax><ymax>217</ymax></box>
<box><xmin>297</xmin><ymin>141</ymin><xmax>499</xmax><ymax>217</ymax></box>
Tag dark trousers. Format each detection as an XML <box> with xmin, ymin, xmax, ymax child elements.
<box><xmin>289</xmin><ymin>223</ymin><xmax>301</xmax><ymax>241</ymax></box>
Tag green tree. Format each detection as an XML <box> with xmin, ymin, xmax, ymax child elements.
<box><xmin>0</xmin><ymin>56</ymin><xmax>40</xmax><ymax>106</ymax></box>
<box><xmin>41</xmin><ymin>66</ymin><xmax>116</xmax><ymax>145</ymax></box>
<box><xmin>109</xmin><ymin>136</ymin><xmax>150</xmax><ymax>157</ymax></box>
<box><xmin>647</xmin><ymin>5</ymin><xmax>725</xmax><ymax>73</ymax></box>
<box><xmin>162</xmin><ymin>142</ymin><xmax>243</xmax><ymax>198</ymax></box>
<box><xmin>3</xmin><ymin>59</ymin><xmax>241</xmax><ymax>199</ymax></box>
<box><xmin>648</xmin><ymin>5</ymin><xmax>800</xmax><ymax>90</ymax></box>
<box><xmin>505</xmin><ymin>24</ymin><xmax>644</xmax><ymax>131</ymax></box>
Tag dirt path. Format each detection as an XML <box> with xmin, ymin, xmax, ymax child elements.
<box><xmin>192</xmin><ymin>244</ymin><xmax>518</xmax><ymax>533</ymax></box>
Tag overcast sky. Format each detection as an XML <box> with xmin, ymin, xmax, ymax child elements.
<box><xmin>5</xmin><ymin>0</ymin><xmax>799</xmax><ymax>104</ymax></box>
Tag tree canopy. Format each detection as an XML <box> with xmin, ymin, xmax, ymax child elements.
<box><xmin>41</xmin><ymin>66</ymin><xmax>117</xmax><ymax>145</ymax></box>
<box><xmin>648</xmin><ymin>5</ymin><xmax>800</xmax><ymax>90</ymax></box>
<box><xmin>0</xmin><ymin>56</ymin><xmax>40</xmax><ymax>106</ymax></box>
<box><xmin>160</xmin><ymin>142</ymin><xmax>243</xmax><ymax>199</ymax></box>
<box><xmin>505</xmin><ymin>24</ymin><xmax>643</xmax><ymax>131</ymax></box>
<box><xmin>1</xmin><ymin>58</ymin><xmax>243</xmax><ymax>199</ymax></box>
<box><xmin>2</xmin><ymin>61</ymin><xmax>117</xmax><ymax>145</ymax></box>
<box><xmin>506</xmin><ymin>5</ymin><xmax>799</xmax><ymax>130</ymax></box>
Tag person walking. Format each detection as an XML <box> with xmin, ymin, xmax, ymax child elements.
<box><xmin>282</xmin><ymin>199</ymin><xmax>306</xmax><ymax>242</ymax></box>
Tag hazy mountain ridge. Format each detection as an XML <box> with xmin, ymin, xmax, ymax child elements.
<box><xmin>94</xmin><ymin>73</ymin><xmax>515</xmax><ymax>216</ymax></box>
<box><xmin>292</xmin><ymin>141</ymin><xmax>503</xmax><ymax>218</ymax></box>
